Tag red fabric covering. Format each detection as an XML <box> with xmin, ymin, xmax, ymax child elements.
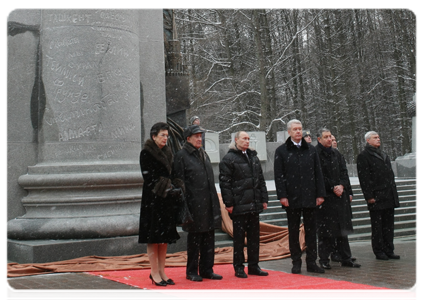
<box><xmin>7</xmin><ymin>194</ymin><xmax>305</xmax><ymax>278</ymax></box>
<box><xmin>88</xmin><ymin>264</ymin><xmax>387</xmax><ymax>290</ymax></box>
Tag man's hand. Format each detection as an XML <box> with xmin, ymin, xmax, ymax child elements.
<box><xmin>333</xmin><ymin>185</ymin><xmax>344</xmax><ymax>197</ymax></box>
<box><xmin>225</xmin><ymin>206</ymin><xmax>233</xmax><ymax>213</ymax></box>
<box><xmin>263</xmin><ymin>203</ymin><xmax>268</xmax><ymax>210</ymax></box>
<box><xmin>316</xmin><ymin>197</ymin><xmax>325</xmax><ymax>206</ymax></box>
<box><xmin>280</xmin><ymin>198</ymin><xmax>289</xmax><ymax>207</ymax></box>
<box><xmin>349</xmin><ymin>195</ymin><xmax>353</xmax><ymax>203</ymax></box>
<box><xmin>367</xmin><ymin>198</ymin><xmax>376</xmax><ymax>204</ymax></box>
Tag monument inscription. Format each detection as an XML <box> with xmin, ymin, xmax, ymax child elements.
<box><xmin>39</xmin><ymin>9</ymin><xmax>141</xmax><ymax>162</ymax></box>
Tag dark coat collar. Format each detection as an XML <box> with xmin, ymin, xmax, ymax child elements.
<box><xmin>365</xmin><ymin>143</ymin><xmax>386</xmax><ymax>161</ymax></box>
<box><xmin>285</xmin><ymin>136</ymin><xmax>309</xmax><ymax>150</ymax></box>
<box><xmin>317</xmin><ymin>142</ymin><xmax>333</xmax><ymax>155</ymax></box>
<box><xmin>143</xmin><ymin>139</ymin><xmax>173</xmax><ymax>173</ymax></box>
<box><xmin>183</xmin><ymin>141</ymin><xmax>207</xmax><ymax>161</ymax></box>
<box><xmin>183</xmin><ymin>141</ymin><xmax>199</xmax><ymax>154</ymax></box>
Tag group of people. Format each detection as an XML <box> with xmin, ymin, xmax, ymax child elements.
<box><xmin>138</xmin><ymin>117</ymin><xmax>400</xmax><ymax>286</ymax></box>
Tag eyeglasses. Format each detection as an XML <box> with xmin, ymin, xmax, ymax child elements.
<box><xmin>158</xmin><ymin>133</ymin><xmax>169</xmax><ymax>138</ymax></box>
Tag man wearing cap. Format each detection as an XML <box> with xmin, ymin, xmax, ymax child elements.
<box><xmin>189</xmin><ymin>116</ymin><xmax>206</xmax><ymax>148</ymax></box>
<box><xmin>303</xmin><ymin>130</ymin><xmax>312</xmax><ymax>144</ymax></box>
<box><xmin>219</xmin><ymin>131</ymin><xmax>269</xmax><ymax>278</ymax></box>
<box><xmin>173</xmin><ymin>125</ymin><xmax>223</xmax><ymax>281</ymax></box>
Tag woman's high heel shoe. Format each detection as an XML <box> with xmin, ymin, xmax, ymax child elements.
<box><xmin>149</xmin><ymin>274</ymin><xmax>167</xmax><ymax>286</ymax></box>
<box><xmin>165</xmin><ymin>278</ymin><xmax>175</xmax><ymax>285</ymax></box>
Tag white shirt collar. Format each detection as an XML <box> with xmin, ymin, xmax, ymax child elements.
<box><xmin>292</xmin><ymin>140</ymin><xmax>302</xmax><ymax>147</ymax></box>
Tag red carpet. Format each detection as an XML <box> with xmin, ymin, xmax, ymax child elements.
<box><xmin>88</xmin><ymin>264</ymin><xmax>387</xmax><ymax>290</ymax></box>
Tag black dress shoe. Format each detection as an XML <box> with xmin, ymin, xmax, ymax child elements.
<box><xmin>307</xmin><ymin>263</ymin><xmax>325</xmax><ymax>273</ymax></box>
<box><xmin>165</xmin><ymin>278</ymin><xmax>175</xmax><ymax>285</ymax></box>
<box><xmin>248</xmin><ymin>267</ymin><xmax>269</xmax><ymax>276</ymax></box>
<box><xmin>341</xmin><ymin>260</ymin><xmax>361</xmax><ymax>268</ymax></box>
<box><xmin>376</xmin><ymin>253</ymin><xmax>389</xmax><ymax>260</ymax></box>
<box><xmin>320</xmin><ymin>262</ymin><xmax>332</xmax><ymax>269</ymax></box>
<box><xmin>351</xmin><ymin>257</ymin><xmax>357</xmax><ymax>262</ymax></box>
<box><xmin>201</xmin><ymin>273</ymin><xmax>223</xmax><ymax>280</ymax></box>
<box><xmin>291</xmin><ymin>264</ymin><xmax>301</xmax><ymax>274</ymax></box>
<box><xmin>186</xmin><ymin>274</ymin><xmax>203</xmax><ymax>281</ymax></box>
<box><xmin>386</xmin><ymin>253</ymin><xmax>400</xmax><ymax>259</ymax></box>
<box><xmin>150</xmin><ymin>274</ymin><xmax>167</xmax><ymax>286</ymax></box>
<box><xmin>235</xmin><ymin>270</ymin><xmax>248</xmax><ymax>278</ymax></box>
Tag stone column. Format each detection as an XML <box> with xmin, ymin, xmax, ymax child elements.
<box><xmin>8</xmin><ymin>10</ymin><xmax>143</xmax><ymax>239</ymax></box>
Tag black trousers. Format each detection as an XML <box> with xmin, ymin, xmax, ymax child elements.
<box><xmin>370</xmin><ymin>208</ymin><xmax>395</xmax><ymax>256</ymax></box>
<box><xmin>286</xmin><ymin>207</ymin><xmax>317</xmax><ymax>265</ymax></box>
<box><xmin>186</xmin><ymin>230</ymin><xmax>215</xmax><ymax>276</ymax></box>
<box><xmin>232</xmin><ymin>212</ymin><xmax>260</xmax><ymax>272</ymax></box>
<box><xmin>319</xmin><ymin>235</ymin><xmax>353</xmax><ymax>264</ymax></box>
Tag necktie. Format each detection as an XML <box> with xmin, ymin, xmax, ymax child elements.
<box><xmin>243</xmin><ymin>151</ymin><xmax>249</xmax><ymax>162</ymax></box>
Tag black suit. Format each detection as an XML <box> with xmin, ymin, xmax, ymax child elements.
<box><xmin>274</xmin><ymin>137</ymin><xmax>326</xmax><ymax>265</ymax></box>
<box><xmin>357</xmin><ymin>144</ymin><xmax>400</xmax><ymax>256</ymax></box>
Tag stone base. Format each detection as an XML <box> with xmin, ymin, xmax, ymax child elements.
<box><xmin>8</xmin><ymin>229</ymin><xmax>188</xmax><ymax>264</ymax></box>
<box><xmin>395</xmin><ymin>152</ymin><xmax>420</xmax><ymax>177</ymax></box>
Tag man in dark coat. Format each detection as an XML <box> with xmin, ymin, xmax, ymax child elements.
<box><xmin>315</xmin><ymin>129</ymin><xmax>360</xmax><ymax>269</ymax></box>
<box><xmin>219</xmin><ymin>131</ymin><xmax>269</xmax><ymax>278</ymax></box>
<box><xmin>173</xmin><ymin>125</ymin><xmax>223</xmax><ymax>281</ymax></box>
<box><xmin>357</xmin><ymin>131</ymin><xmax>400</xmax><ymax>260</ymax></box>
<box><xmin>274</xmin><ymin>119</ymin><xmax>326</xmax><ymax>274</ymax></box>
<box><xmin>330</xmin><ymin>134</ymin><xmax>356</xmax><ymax>263</ymax></box>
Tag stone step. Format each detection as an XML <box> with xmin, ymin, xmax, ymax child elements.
<box><xmin>215</xmin><ymin>179</ymin><xmax>416</xmax><ymax>245</ymax></box>
<box><xmin>349</xmin><ymin>228</ymin><xmax>416</xmax><ymax>241</ymax></box>
<box><xmin>351</xmin><ymin>212</ymin><xmax>416</xmax><ymax>227</ymax></box>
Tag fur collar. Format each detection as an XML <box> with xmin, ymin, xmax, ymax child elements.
<box><xmin>143</xmin><ymin>139</ymin><xmax>173</xmax><ymax>173</ymax></box>
<box><xmin>228</xmin><ymin>142</ymin><xmax>257</xmax><ymax>156</ymax></box>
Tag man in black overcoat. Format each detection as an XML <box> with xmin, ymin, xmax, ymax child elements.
<box><xmin>219</xmin><ymin>131</ymin><xmax>269</xmax><ymax>278</ymax></box>
<box><xmin>274</xmin><ymin>119</ymin><xmax>326</xmax><ymax>274</ymax></box>
<box><xmin>315</xmin><ymin>129</ymin><xmax>360</xmax><ymax>269</ymax></box>
<box><xmin>357</xmin><ymin>131</ymin><xmax>400</xmax><ymax>260</ymax></box>
<box><xmin>173</xmin><ymin>125</ymin><xmax>223</xmax><ymax>281</ymax></box>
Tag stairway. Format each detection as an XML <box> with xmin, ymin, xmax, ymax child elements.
<box><xmin>214</xmin><ymin>178</ymin><xmax>416</xmax><ymax>247</ymax></box>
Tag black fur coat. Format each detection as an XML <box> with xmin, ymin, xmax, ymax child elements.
<box><xmin>138</xmin><ymin>139</ymin><xmax>181</xmax><ymax>244</ymax></box>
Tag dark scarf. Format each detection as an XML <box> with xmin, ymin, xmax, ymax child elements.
<box><xmin>318</xmin><ymin>141</ymin><xmax>333</xmax><ymax>155</ymax></box>
<box><xmin>183</xmin><ymin>141</ymin><xmax>206</xmax><ymax>162</ymax></box>
<box><xmin>365</xmin><ymin>143</ymin><xmax>386</xmax><ymax>161</ymax></box>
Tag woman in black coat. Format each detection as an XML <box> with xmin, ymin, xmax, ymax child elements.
<box><xmin>139</xmin><ymin>122</ymin><xmax>181</xmax><ymax>286</ymax></box>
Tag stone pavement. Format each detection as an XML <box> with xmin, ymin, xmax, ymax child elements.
<box><xmin>7</xmin><ymin>236</ymin><xmax>416</xmax><ymax>291</ymax></box>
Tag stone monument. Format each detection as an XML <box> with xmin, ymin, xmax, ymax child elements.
<box><xmin>7</xmin><ymin>9</ymin><xmax>170</xmax><ymax>263</ymax></box>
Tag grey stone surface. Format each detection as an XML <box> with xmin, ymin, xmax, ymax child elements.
<box><xmin>205</xmin><ymin>132</ymin><xmax>220</xmax><ymax>163</ymax></box>
<box><xmin>7</xmin><ymin>10</ymin><xmax>166</xmax><ymax>245</ymax></box>
<box><xmin>138</xmin><ymin>10</ymin><xmax>167</xmax><ymax>144</ymax></box>
<box><xmin>8</xmin><ymin>229</ymin><xmax>188</xmax><ymax>263</ymax></box>
<box><xmin>395</xmin><ymin>152</ymin><xmax>416</xmax><ymax>178</ymax></box>
<box><xmin>276</xmin><ymin>131</ymin><xmax>288</xmax><ymax>142</ymax></box>
<box><xmin>7</xmin><ymin>10</ymin><xmax>41</xmax><ymax>221</ymax></box>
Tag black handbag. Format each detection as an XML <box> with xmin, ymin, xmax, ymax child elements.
<box><xmin>173</xmin><ymin>190</ymin><xmax>193</xmax><ymax>226</ymax></box>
